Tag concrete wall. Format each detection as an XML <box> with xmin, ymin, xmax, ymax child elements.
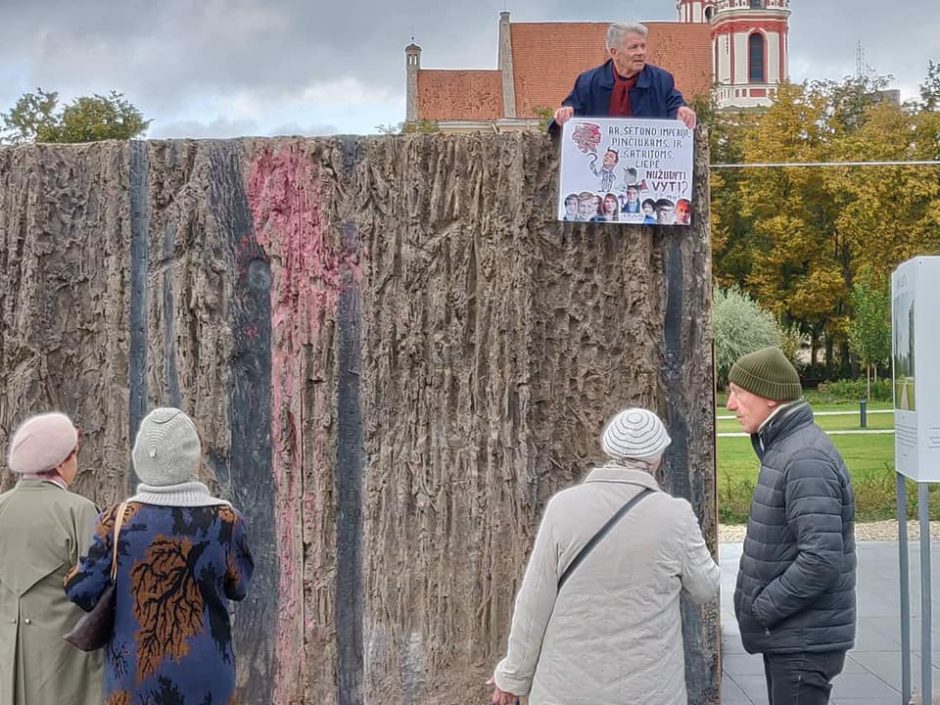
<box><xmin>0</xmin><ymin>132</ymin><xmax>717</xmax><ymax>705</ymax></box>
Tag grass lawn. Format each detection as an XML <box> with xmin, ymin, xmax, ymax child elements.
<box><xmin>717</xmin><ymin>412</ymin><xmax>894</xmax><ymax>434</ymax></box>
<box><xmin>714</xmin><ymin>404</ymin><xmax>938</xmax><ymax>523</ymax></box>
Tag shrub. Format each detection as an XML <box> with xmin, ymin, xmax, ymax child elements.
<box><xmin>823</xmin><ymin>378</ymin><xmax>892</xmax><ymax>402</ymax></box>
<box><xmin>720</xmin><ymin>470</ymin><xmax>940</xmax><ymax>524</ymax></box>
<box><xmin>713</xmin><ymin>287</ymin><xmax>782</xmax><ymax>387</ymax></box>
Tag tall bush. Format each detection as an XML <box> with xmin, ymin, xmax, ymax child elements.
<box><xmin>714</xmin><ymin>286</ymin><xmax>786</xmax><ymax>386</ymax></box>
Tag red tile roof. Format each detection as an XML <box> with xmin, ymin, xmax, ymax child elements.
<box><xmin>416</xmin><ymin>70</ymin><xmax>503</xmax><ymax>121</ymax></box>
<box><xmin>510</xmin><ymin>21</ymin><xmax>713</xmax><ymax>118</ymax></box>
<box><xmin>415</xmin><ymin>20</ymin><xmax>714</xmax><ymax>122</ymax></box>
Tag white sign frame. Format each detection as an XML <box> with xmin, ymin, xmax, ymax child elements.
<box><xmin>892</xmin><ymin>256</ymin><xmax>940</xmax><ymax>482</ymax></box>
<box><xmin>558</xmin><ymin>117</ymin><xmax>694</xmax><ymax>225</ymax></box>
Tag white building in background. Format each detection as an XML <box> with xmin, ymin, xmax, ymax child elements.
<box><xmin>679</xmin><ymin>0</ymin><xmax>792</xmax><ymax>109</ymax></box>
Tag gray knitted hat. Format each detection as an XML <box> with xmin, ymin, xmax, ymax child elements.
<box><xmin>728</xmin><ymin>347</ymin><xmax>801</xmax><ymax>401</ymax></box>
<box><xmin>601</xmin><ymin>408</ymin><xmax>672</xmax><ymax>462</ymax></box>
<box><xmin>132</xmin><ymin>407</ymin><xmax>201</xmax><ymax>487</ymax></box>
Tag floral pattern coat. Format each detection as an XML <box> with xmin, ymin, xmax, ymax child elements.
<box><xmin>65</xmin><ymin>502</ymin><xmax>253</xmax><ymax>705</ymax></box>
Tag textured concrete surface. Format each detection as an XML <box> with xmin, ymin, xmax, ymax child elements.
<box><xmin>0</xmin><ymin>132</ymin><xmax>716</xmax><ymax>704</ymax></box>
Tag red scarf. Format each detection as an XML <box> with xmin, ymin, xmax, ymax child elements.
<box><xmin>609</xmin><ymin>70</ymin><xmax>638</xmax><ymax>117</ymax></box>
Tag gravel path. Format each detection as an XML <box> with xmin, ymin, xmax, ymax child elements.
<box><xmin>719</xmin><ymin>520</ymin><xmax>940</xmax><ymax>543</ymax></box>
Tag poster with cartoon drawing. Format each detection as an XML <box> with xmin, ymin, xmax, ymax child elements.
<box><xmin>558</xmin><ymin>117</ymin><xmax>694</xmax><ymax>225</ymax></box>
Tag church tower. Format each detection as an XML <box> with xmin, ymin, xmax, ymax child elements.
<box><xmin>676</xmin><ymin>0</ymin><xmax>718</xmax><ymax>24</ymax></box>
<box><xmin>405</xmin><ymin>42</ymin><xmax>421</xmax><ymax>123</ymax></box>
<box><xmin>710</xmin><ymin>0</ymin><xmax>791</xmax><ymax>108</ymax></box>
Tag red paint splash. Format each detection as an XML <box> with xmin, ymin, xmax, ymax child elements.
<box><xmin>245</xmin><ymin>142</ymin><xmax>359</xmax><ymax>702</ymax></box>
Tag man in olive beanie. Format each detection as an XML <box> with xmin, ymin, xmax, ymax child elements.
<box><xmin>727</xmin><ymin>347</ymin><xmax>856</xmax><ymax>705</ymax></box>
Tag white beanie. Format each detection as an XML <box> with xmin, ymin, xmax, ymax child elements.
<box><xmin>132</xmin><ymin>407</ymin><xmax>201</xmax><ymax>487</ymax></box>
<box><xmin>8</xmin><ymin>412</ymin><xmax>78</xmax><ymax>474</ymax></box>
<box><xmin>601</xmin><ymin>407</ymin><xmax>671</xmax><ymax>462</ymax></box>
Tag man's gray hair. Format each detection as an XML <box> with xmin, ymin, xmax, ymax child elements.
<box><xmin>606</xmin><ymin>22</ymin><xmax>648</xmax><ymax>51</ymax></box>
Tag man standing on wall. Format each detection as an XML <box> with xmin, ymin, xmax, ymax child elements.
<box><xmin>549</xmin><ymin>22</ymin><xmax>697</xmax><ymax>135</ymax></box>
<box><xmin>726</xmin><ymin>347</ymin><xmax>857</xmax><ymax>704</ymax></box>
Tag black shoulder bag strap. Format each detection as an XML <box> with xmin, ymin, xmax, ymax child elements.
<box><xmin>557</xmin><ymin>487</ymin><xmax>654</xmax><ymax>590</ymax></box>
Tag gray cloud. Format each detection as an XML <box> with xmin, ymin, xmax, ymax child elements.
<box><xmin>149</xmin><ymin>117</ymin><xmax>264</xmax><ymax>140</ymax></box>
<box><xmin>0</xmin><ymin>0</ymin><xmax>936</xmax><ymax>137</ymax></box>
<box><xmin>150</xmin><ymin>117</ymin><xmax>339</xmax><ymax>139</ymax></box>
<box><xmin>265</xmin><ymin>121</ymin><xmax>339</xmax><ymax>138</ymax></box>
<box><xmin>788</xmin><ymin>0</ymin><xmax>939</xmax><ymax>98</ymax></box>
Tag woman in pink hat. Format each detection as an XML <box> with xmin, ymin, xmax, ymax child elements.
<box><xmin>0</xmin><ymin>412</ymin><xmax>103</xmax><ymax>705</ymax></box>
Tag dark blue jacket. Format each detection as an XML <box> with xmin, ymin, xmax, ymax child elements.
<box><xmin>733</xmin><ymin>401</ymin><xmax>857</xmax><ymax>655</ymax></box>
<box><xmin>549</xmin><ymin>60</ymin><xmax>686</xmax><ymax>135</ymax></box>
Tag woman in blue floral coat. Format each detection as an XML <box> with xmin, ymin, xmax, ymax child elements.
<box><xmin>66</xmin><ymin>408</ymin><xmax>253</xmax><ymax>705</ymax></box>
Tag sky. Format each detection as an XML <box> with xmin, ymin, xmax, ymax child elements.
<box><xmin>0</xmin><ymin>0</ymin><xmax>936</xmax><ymax>139</ymax></box>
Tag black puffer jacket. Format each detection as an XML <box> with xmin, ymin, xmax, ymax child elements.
<box><xmin>733</xmin><ymin>401</ymin><xmax>856</xmax><ymax>654</ymax></box>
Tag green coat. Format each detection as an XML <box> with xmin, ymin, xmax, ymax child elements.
<box><xmin>0</xmin><ymin>479</ymin><xmax>103</xmax><ymax>705</ymax></box>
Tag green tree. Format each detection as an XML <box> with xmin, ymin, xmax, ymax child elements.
<box><xmin>374</xmin><ymin>122</ymin><xmax>403</xmax><ymax>135</ymax></box>
<box><xmin>531</xmin><ymin>106</ymin><xmax>555</xmax><ymax>132</ymax></box>
<box><xmin>1</xmin><ymin>88</ymin><xmax>149</xmax><ymax>144</ymax></box>
<box><xmin>402</xmin><ymin>119</ymin><xmax>439</xmax><ymax>134</ymax></box>
<box><xmin>710</xmin><ymin>72</ymin><xmax>940</xmax><ymax>376</ymax></box>
<box><xmin>916</xmin><ymin>59</ymin><xmax>940</xmax><ymax>112</ymax></box>
<box><xmin>713</xmin><ymin>286</ymin><xmax>786</xmax><ymax>387</ymax></box>
<box><xmin>847</xmin><ymin>272</ymin><xmax>891</xmax><ymax>398</ymax></box>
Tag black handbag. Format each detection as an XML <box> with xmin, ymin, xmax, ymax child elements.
<box><xmin>557</xmin><ymin>488</ymin><xmax>653</xmax><ymax>590</ymax></box>
<box><xmin>63</xmin><ymin>501</ymin><xmax>128</xmax><ymax>651</ymax></box>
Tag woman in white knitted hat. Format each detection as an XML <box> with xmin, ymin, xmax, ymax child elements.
<box><xmin>489</xmin><ymin>407</ymin><xmax>719</xmax><ymax>705</ymax></box>
<box><xmin>65</xmin><ymin>407</ymin><xmax>253</xmax><ymax>705</ymax></box>
<box><xmin>0</xmin><ymin>412</ymin><xmax>103</xmax><ymax>705</ymax></box>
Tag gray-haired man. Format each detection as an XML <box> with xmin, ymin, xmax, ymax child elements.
<box><xmin>550</xmin><ymin>22</ymin><xmax>696</xmax><ymax>135</ymax></box>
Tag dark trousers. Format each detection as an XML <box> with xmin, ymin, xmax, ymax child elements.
<box><xmin>762</xmin><ymin>651</ymin><xmax>846</xmax><ymax>704</ymax></box>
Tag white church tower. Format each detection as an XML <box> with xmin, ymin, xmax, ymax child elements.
<box><xmin>676</xmin><ymin>0</ymin><xmax>718</xmax><ymax>24</ymax></box>
<box><xmin>678</xmin><ymin>0</ymin><xmax>791</xmax><ymax>109</ymax></box>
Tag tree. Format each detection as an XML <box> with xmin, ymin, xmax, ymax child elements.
<box><xmin>916</xmin><ymin>59</ymin><xmax>940</xmax><ymax>112</ymax></box>
<box><xmin>374</xmin><ymin>120</ymin><xmax>440</xmax><ymax>136</ymax></box>
<box><xmin>1</xmin><ymin>88</ymin><xmax>150</xmax><ymax>144</ymax></box>
<box><xmin>847</xmin><ymin>272</ymin><xmax>891</xmax><ymax>398</ymax></box>
<box><xmin>710</xmin><ymin>71</ymin><xmax>940</xmax><ymax>376</ymax></box>
<box><xmin>531</xmin><ymin>106</ymin><xmax>555</xmax><ymax>131</ymax></box>
<box><xmin>402</xmin><ymin>119</ymin><xmax>439</xmax><ymax>134</ymax></box>
<box><xmin>713</xmin><ymin>286</ymin><xmax>787</xmax><ymax>387</ymax></box>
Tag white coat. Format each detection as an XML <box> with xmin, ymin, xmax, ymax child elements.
<box><xmin>493</xmin><ymin>462</ymin><xmax>720</xmax><ymax>705</ymax></box>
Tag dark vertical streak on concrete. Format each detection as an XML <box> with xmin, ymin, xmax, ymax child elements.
<box><xmin>207</xmin><ymin>142</ymin><xmax>276</xmax><ymax>705</ymax></box>
<box><xmin>663</xmin><ymin>235</ymin><xmax>690</xmax><ymax>502</ymax></box>
<box><xmin>663</xmin><ymin>232</ymin><xmax>716</xmax><ymax>705</ymax></box>
<box><xmin>162</xmin><ymin>223</ymin><xmax>181</xmax><ymax>407</ymax></box>
<box><xmin>128</xmin><ymin>141</ymin><xmax>150</xmax><ymax>490</ymax></box>
<box><xmin>336</xmin><ymin>137</ymin><xmax>365</xmax><ymax>705</ymax></box>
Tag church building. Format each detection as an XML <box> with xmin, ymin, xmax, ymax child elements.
<box><xmin>405</xmin><ymin>0</ymin><xmax>791</xmax><ymax>132</ymax></box>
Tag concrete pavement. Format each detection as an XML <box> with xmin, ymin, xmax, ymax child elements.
<box><xmin>720</xmin><ymin>541</ymin><xmax>940</xmax><ymax>704</ymax></box>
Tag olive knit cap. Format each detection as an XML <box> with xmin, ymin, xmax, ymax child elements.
<box><xmin>728</xmin><ymin>346</ymin><xmax>801</xmax><ymax>401</ymax></box>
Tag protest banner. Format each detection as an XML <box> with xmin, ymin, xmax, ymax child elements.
<box><xmin>558</xmin><ymin>117</ymin><xmax>694</xmax><ymax>226</ymax></box>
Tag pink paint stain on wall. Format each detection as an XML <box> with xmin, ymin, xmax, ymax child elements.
<box><xmin>246</xmin><ymin>142</ymin><xmax>355</xmax><ymax>703</ymax></box>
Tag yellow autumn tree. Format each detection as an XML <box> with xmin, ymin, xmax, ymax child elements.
<box><xmin>710</xmin><ymin>71</ymin><xmax>940</xmax><ymax>374</ymax></box>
